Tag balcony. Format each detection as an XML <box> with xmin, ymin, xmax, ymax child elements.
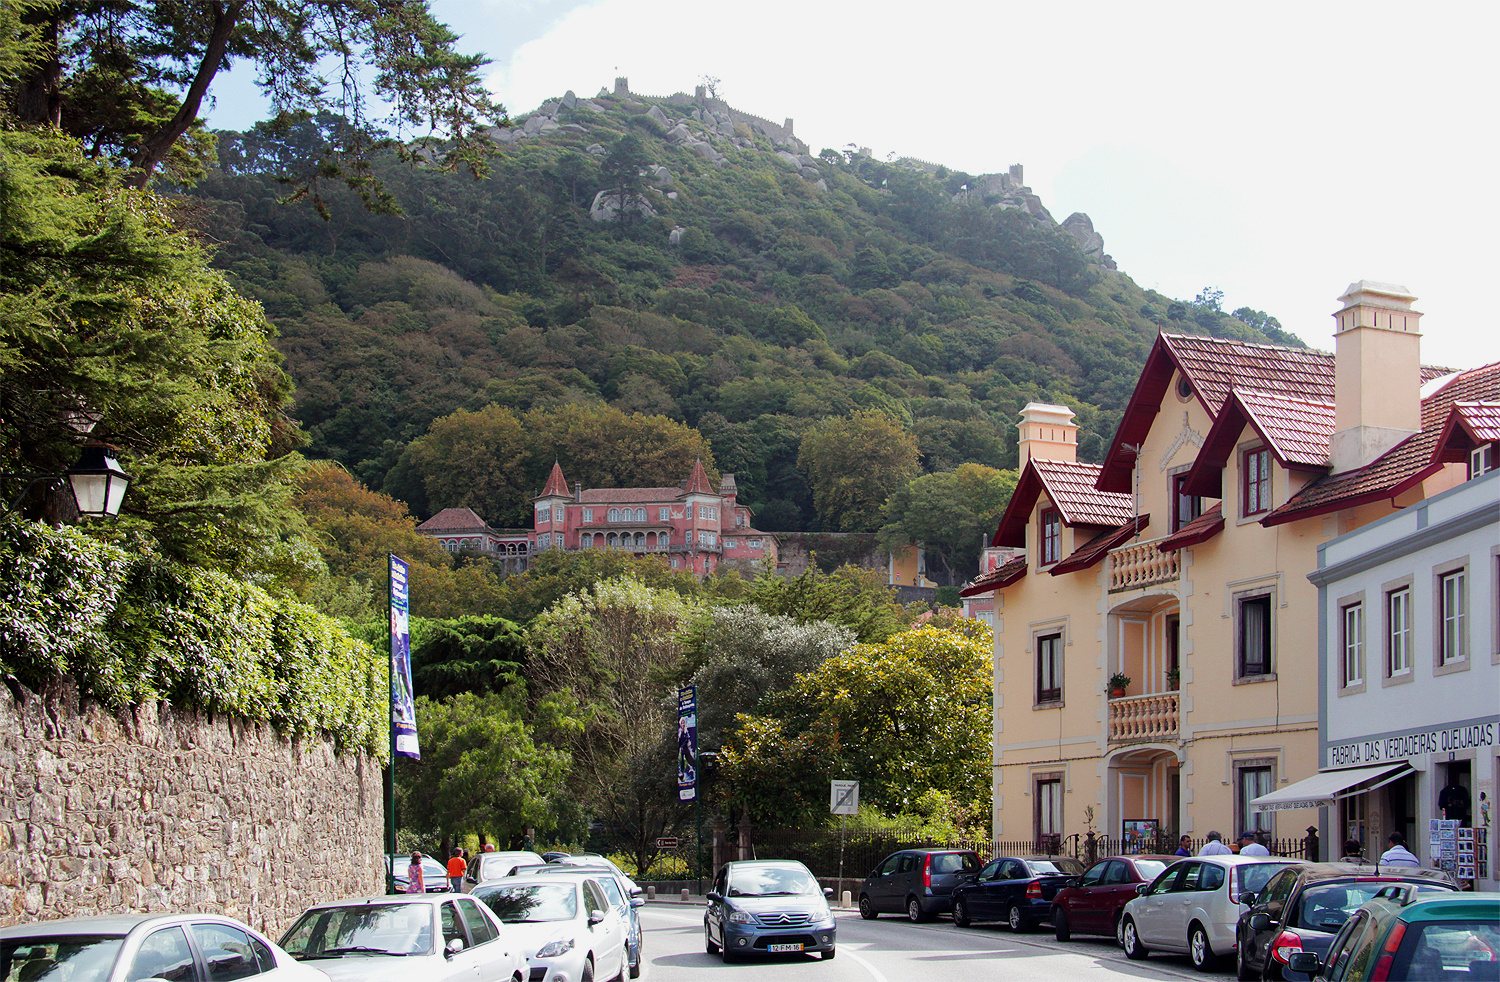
<box><xmin>1108</xmin><ymin>537</ymin><xmax>1179</xmax><ymax>592</ymax></box>
<box><xmin>1108</xmin><ymin>691</ymin><xmax>1180</xmax><ymax>743</ymax></box>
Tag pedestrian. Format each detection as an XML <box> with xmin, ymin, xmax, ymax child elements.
<box><xmin>1198</xmin><ymin>830</ymin><xmax>1234</xmax><ymax>856</ymax></box>
<box><xmin>1239</xmin><ymin>832</ymin><xmax>1271</xmax><ymax>856</ymax></box>
<box><xmin>446</xmin><ymin>846</ymin><xmax>467</xmax><ymax>892</ymax></box>
<box><xmin>406</xmin><ymin>852</ymin><xmax>424</xmax><ymax>894</ymax></box>
<box><xmin>1341</xmin><ymin>838</ymin><xmax>1365</xmax><ymax>862</ymax></box>
<box><xmin>1379</xmin><ymin>831</ymin><xmax>1420</xmax><ymax>868</ymax></box>
<box><xmin>1175</xmin><ymin>834</ymin><xmax>1193</xmax><ymax>857</ymax></box>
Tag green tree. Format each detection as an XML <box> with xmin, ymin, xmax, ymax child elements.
<box><xmin>742</xmin><ymin>564</ymin><xmax>907</xmax><ymax>643</ymax></box>
<box><xmin>8</xmin><ymin>0</ymin><xmax>506</xmax><ymax>199</ymax></box>
<box><xmin>600</xmin><ymin>132</ymin><xmax>650</xmax><ymax>221</ymax></box>
<box><xmin>722</xmin><ymin>623</ymin><xmax>992</xmax><ymax>827</ymax></box>
<box><xmin>410</xmin><ymin>615</ymin><xmax>526</xmax><ymax>699</ymax></box>
<box><xmin>395</xmin><ymin>690</ymin><xmax>573</xmax><ymax>846</ymax></box>
<box><xmin>879</xmin><ymin>464</ymin><xmax>1018</xmax><ymax>586</ymax></box>
<box><xmin>403</xmin><ymin>404</ymin><xmax>533</xmax><ymax>528</ymax></box>
<box><xmin>0</xmin><ymin>126</ymin><xmax>308</xmax><ymax>577</ymax></box>
<box><xmin>797</xmin><ymin>409</ymin><xmax>920</xmax><ymax>532</ymax></box>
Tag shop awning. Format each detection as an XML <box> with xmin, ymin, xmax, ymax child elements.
<box><xmin>1251</xmin><ymin>763</ymin><xmax>1412</xmax><ymax>813</ymax></box>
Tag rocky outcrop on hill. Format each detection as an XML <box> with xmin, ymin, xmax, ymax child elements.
<box><xmin>1062</xmin><ymin>212</ymin><xmax>1117</xmax><ymax>270</ymax></box>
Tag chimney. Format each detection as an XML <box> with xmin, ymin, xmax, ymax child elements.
<box><xmin>1017</xmin><ymin>403</ymin><xmax>1078</xmax><ymax>464</ymax></box>
<box><xmin>574</xmin><ymin>482</ymin><xmax>582</xmax><ymax>501</ymax></box>
<box><xmin>1331</xmin><ymin>281</ymin><xmax>1423</xmax><ymax>473</ymax></box>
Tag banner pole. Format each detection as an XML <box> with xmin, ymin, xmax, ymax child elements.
<box><xmin>385</xmin><ymin>555</ymin><xmax>397</xmax><ymax>893</ymax></box>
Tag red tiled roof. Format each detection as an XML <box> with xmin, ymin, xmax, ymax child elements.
<box><xmin>540</xmin><ymin>462</ymin><xmax>569</xmax><ymax>497</ymax></box>
<box><xmin>1185</xmin><ymin>390</ymin><xmax>1335</xmax><ymax>497</ymax></box>
<box><xmin>1266</xmin><ymin>361</ymin><xmax>1500</xmax><ymax>524</ymax></box>
<box><xmin>992</xmin><ymin>459</ymin><xmax>1135</xmax><ymax>547</ymax></box>
<box><xmin>1432</xmin><ymin>402</ymin><xmax>1500</xmax><ymax>466</ymax></box>
<box><xmin>959</xmin><ymin>556</ymin><xmax>1027</xmax><ymax>597</ymax></box>
<box><xmin>1100</xmin><ymin>332</ymin><xmax>1453</xmax><ymax>494</ymax></box>
<box><xmin>1051</xmin><ymin>516</ymin><xmax>1149</xmax><ymax>575</ymax></box>
<box><xmin>580</xmin><ymin>487</ymin><xmax>684</xmax><ymax>504</ymax></box>
<box><xmin>681</xmin><ymin>459</ymin><xmax>715</xmax><ymax>495</ymax></box>
<box><xmin>416</xmin><ymin>507</ymin><xmax>490</xmax><ymax>533</ymax></box>
<box><xmin>1157</xmin><ymin>502</ymin><xmax>1224</xmax><ymax>552</ymax></box>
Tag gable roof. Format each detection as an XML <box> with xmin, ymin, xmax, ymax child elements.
<box><xmin>416</xmin><ymin>507</ymin><xmax>491</xmax><ymax>533</ymax></box>
<box><xmin>1050</xmin><ymin>516</ymin><xmax>1149</xmax><ymax>575</ymax></box>
<box><xmin>992</xmin><ymin>458</ymin><xmax>1135</xmax><ymax>547</ymax></box>
<box><xmin>1265</xmin><ymin>361</ymin><xmax>1500</xmax><ymax>525</ymax></box>
<box><xmin>1185</xmin><ymin>390</ymin><xmax>1336</xmax><ymax>497</ymax></box>
<box><xmin>959</xmin><ymin>556</ymin><xmax>1027</xmax><ymax>597</ymax></box>
<box><xmin>1432</xmin><ymin>401</ymin><xmax>1500</xmax><ymax>464</ymax></box>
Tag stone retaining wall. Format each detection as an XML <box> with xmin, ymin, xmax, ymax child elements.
<box><xmin>0</xmin><ymin>681</ymin><xmax>383</xmax><ymax>936</ymax></box>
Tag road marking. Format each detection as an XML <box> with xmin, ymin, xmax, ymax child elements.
<box><xmin>843</xmin><ymin>948</ymin><xmax>891</xmax><ymax>982</ymax></box>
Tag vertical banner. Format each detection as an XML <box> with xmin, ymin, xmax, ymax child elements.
<box><xmin>390</xmin><ymin>554</ymin><xmax>420</xmax><ymax>759</ymax></box>
<box><xmin>677</xmin><ymin>685</ymin><xmax>698</xmax><ymax>801</ymax></box>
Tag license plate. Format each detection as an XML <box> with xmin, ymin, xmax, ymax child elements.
<box><xmin>766</xmin><ymin>943</ymin><xmax>804</xmax><ymax>952</ymax></box>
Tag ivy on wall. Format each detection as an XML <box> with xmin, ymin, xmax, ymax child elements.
<box><xmin>0</xmin><ymin>519</ymin><xmax>386</xmax><ymax>758</ymax></box>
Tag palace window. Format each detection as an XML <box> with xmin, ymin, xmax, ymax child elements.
<box><xmin>660</xmin><ymin>507</ymin><xmax>670</xmax><ymax>522</ymax></box>
<box><xmin>536</xmin><ymin>504</ymin><xmax>551</xmax><ymax>523</ymax></box>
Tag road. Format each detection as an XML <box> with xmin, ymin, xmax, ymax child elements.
<box><xmin>636</xmin><ymin>904</ymin><xmax>1237</xmax><ymax>982</ymax></box>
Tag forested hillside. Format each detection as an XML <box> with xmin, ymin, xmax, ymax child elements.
<box><xmin>184</xmin><ymin>85</ymin><xmax>1296</xmax><ymax>532</ymax></box>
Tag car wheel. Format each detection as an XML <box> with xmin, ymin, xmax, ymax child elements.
<box><xmin>1190</xmin><ymin>923</ymin><xmax>1216</xmax><ymax>972</ymax></box>
<box><xmin>1121</xmin><ymin>917</ymin><xmax>1149</xmax><ymax>960</ymax></box>
<box><xmin>907</xmin><ymin>897</ymin><xmax>928</xmax><ymax>923</ymax></box>
<box><xmin>1007</xmin><ymin>903</ymin><xmax>1028</xmax><ymax>932</ymax></box>
<box><xmin>705</xmin><ymin>925</ymin><xmax>720</xmax><ymax>955</ymax></box>
<box><xmin>1053</xmin><ymin>907</ymin><xmax>1071</xmax><ymax>942</ymax></box>
<box><xmin>629</xmin><ymin>952</ymin><xmax>641</xmax><ymax>980</ymax></box>
<box><xmin>858</xmin><ymin>894</ymin><xmax>877</xmax><ymax>920</ymax></box>
<box><xmin>581</xmin><ymin>959</ymin><xmax>595</xmax><ymax>982</ymax></box>
<box><xmin>1236</xmin><ymin>943</ymin><xmax>1260</xmax><ymax>981</ymax></box>
<box><xmin>822</xmin><ymin>947</ymin><xmax>836</xmax><ymax>960</ymax></box>
<box><xmin>952</xmin><ymin>897</ymin><xmax>972</xmax><ymax>928</ymax></box>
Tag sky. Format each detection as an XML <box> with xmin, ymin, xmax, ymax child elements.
<box><xmin>206</xmin><ymin>0</ymin><xmax>1499</xmax><ymax>369</ymax></box>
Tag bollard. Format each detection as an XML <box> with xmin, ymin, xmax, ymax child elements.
<box><xmin>681</xmin><ymin>888</ymin><xmax>691</xmax><ymax>902</ymax></box>
<box><xmin>647</xmin><ymin>886</ymin><xmax>655</xmax><ymax>901</ymax></box>
<box><xmin>841</xmin><ymin>890</ymin><xmax>852</xmax><ymax>909</ymax></box>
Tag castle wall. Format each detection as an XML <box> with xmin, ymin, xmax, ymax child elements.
<box><xmin>0</xmin><ymin>681</ymin><xmax>383</xmax><ymax>935</ymax></box>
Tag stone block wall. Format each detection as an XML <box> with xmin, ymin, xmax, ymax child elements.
<box><xmin>0</xmin><ymin>681</ymin><xmax>384</xmax><ymax>936</ymax></box>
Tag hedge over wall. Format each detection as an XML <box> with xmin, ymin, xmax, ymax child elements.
<box><xmin>0</xmin><ymin>518</ymin><xmax>385</xmax><ymax>758</ymax></box>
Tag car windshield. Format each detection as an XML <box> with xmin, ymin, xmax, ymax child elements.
<box><xmin>280</xmin><ymin>903</ymin><xmax>433</xmax><ymax>958</ymax></box>
<box><xmin>1</xmin><ymin>936</ymin><xmax>124</xmax><ymax>982</ymax></box>
<box><xmin>932</xmin><ymin>854</ymin><xmax>979</xmax><ymax>874</ymax></box>
<box><xmin>1291</xmin><ymin>882</ymin><xmax>1455</xmax><ymax>933</ymax></box>
<box><xmin>476</xmin><ymin>884</ymin><xmax>578</xmax><ymax>923</ymax></box>
<box><xmin>728</xmin><ymin>866</ymin><xmax>818</xmax><ymax>897</ymax></box>
<box><xmin>1390</xmin><ymin>920</ymin><xmax>1500</xmax><ymax>977</ymax></box>
<box><xmin>1134</xmin><ymin>860</ymin><xmax>1168</xmax><ymax>880</ymax></box>
<box><xmin>1028</xmin><ymin>859</ymin><xmax>1084</xmax><ymax>875</ymax></box>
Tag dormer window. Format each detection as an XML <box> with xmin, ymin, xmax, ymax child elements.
<box><xmin>1242</xmin><ymin>447</ymin><xmax>1271</xmax><ymax>516</ymax></box>
<box><xmin>1040</xmin><ymin>509</ymin><xmax>1061</xmax><ymax>565</ymax></box>
<box><xmin>1172</xmin><ymin>473</ymin><xmax>1202</xmax><ymax>533</ymax></box>
<box><xmin>1471</xmin><ymin>444</ymin><xmax>1495</xmax><ymax>478</ymax></box>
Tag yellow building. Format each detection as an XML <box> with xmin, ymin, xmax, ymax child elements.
<box><xmin>964</xmin><ymin>281</ymin><xmax>1496</xmax><ymax>855</ymax></box>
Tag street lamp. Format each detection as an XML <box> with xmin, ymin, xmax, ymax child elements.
<box><xmin>2</xmin><ymin>444</ymin><xmax>132</xmax><ymax>518</ymax></box>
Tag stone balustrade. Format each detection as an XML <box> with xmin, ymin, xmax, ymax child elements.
<box><xmin>1108</xmin><ymin>538</ymin><xmax>1180</xmax><ymax>591</ymax></box>
<box><xmin>1108</xmin><ymin>691</ymin><xmax>1180</xmax><ymax>742</ymax></box>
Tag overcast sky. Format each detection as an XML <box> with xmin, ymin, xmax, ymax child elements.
<box><xmin>207</xmin><ymin>0</ymin><xmax>1498</xmax><ymax>369</ymax></box>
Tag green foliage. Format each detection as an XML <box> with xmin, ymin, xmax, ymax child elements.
<box><xmin>0</xmin><ymin>517</ymin><xmax>385</xmax><ymax>755</ymax></box>
<box><xmin>743</xmin><ymin>564</ymin><xmax>907</xmax><ymax>643</ymax></box>
<box><xmin>879</xmin><ymin>464</ymin><xmax>1018</xmax><ymax>585</ymax></box>
<box><xmin>797</xmin><ymin>410</ymin><xmax>920</xmax><ymax>532</ymax></box>
<box><xmin>410</xmin><ymin>615</ymin><xmax>526</xmax><ymax>699</ymax></box>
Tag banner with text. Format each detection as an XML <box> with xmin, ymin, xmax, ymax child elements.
<box><xmin>390</xmin><ymin>554</ymin><xmax>420</xmax><ymax>759</ymax></box>
<box><xmin>678</xmin><ymin>686</ymin><xmax>698</xmax><ymax>801</ymax></box>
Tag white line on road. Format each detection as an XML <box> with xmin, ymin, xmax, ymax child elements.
<box><xmin>842</xmin><ymin>947</ymin><xmax>892</xmax><ymax>982</ymax></box>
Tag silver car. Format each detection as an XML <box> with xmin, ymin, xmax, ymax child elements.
<box><xmin>509</xmin><ymin>863</ymin><xmax>645</xmax><ymax>978</ymax></box>
<box><xmin>0</xmin><ymin>911</ymin><xmax>329</xmax><ymax>982</ymax></box>
<box><xmin>279</xmin><ymin>893</ymin><xmax>525</xmax><ymax>981</ymax></box>
<box><xmin>1119</xmin><ymin>853</ymin><xmax>1306</xmax><ymax>971</ymax></box>
<box><xmin>474</xmin><ymin>872</ymin><xmax>628</xmax><ymax>982</ymax></box>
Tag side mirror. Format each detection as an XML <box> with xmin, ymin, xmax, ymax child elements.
<box><xmin>588</xmin><ymin>910</ymin><xmax>606</xmax><ymax>926</ymax></box>
<box><xmin>1135</xmin><ymin>883</ymin><xmax>1149</xmax><ymax>895</ymax></box>
<box><xmin>823</xmin><ymin>887</ymin><xmax>834</xmax><ymax>899</ymax></box>
<box><xmin>1286</xmin><ymin>952</ymin><xmax>1323</xmax><ymax>975</ymax></box>
<box><xmin>630</xmin><ymin>896</ymin><xmax>646</xmax><ymax>908</ymax></box>
<box><xmin>1249</xmin><ymin>912</ymin><xmax>1271</xmax><ymax>932</ymax></box>
<box><xmin>1239</xmin><ymin>892</ymin><xmax>1259</xmax><ymax>906</ymax></box>
<box><xmin>1065</xmin><ymin>877</ymin><xmax>1081</xmax><ymax>888</ymax></box>
<box><xmin>629</xmin><ymin>886</ymin><xmax>644</xmax><ymax>897</ymax></box>
<box><xmin>706</xmin><ymin>891</ymin><xmax>723</xmax><ymax>902</ymax></box>
<box><xmin>444</xmin><ymin>937</ymin><xmax>465</xmax><ymax>959</ymax></box>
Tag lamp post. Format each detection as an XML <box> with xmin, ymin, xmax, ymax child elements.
<box><xmin>2</xmin><ymin>444</ymin><xmax>132</xmax><ymax>519</ymax></box>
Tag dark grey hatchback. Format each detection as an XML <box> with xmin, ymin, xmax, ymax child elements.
<box><xmin>859</xmin><ymin>848</ymin><xmax>983</xmax><ymax>922</ymax></box>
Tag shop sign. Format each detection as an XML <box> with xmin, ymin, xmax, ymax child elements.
<box><xmin>1328</xmin><ymin>720</ymin><xmax>1497</xmax><ymax>768</ymax></box>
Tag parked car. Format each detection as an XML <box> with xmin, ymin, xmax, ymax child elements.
<box><xmin>1284</xmin><ymin>891</ymin><xmax>1499</xmax><ymax>981</ymax></box>
<box><xmin>279</xmin><ymin>893</ymin><xmax>524</xmax><ymax>982</ymax></box>
<box><xmin>509</xmin><ymin>861</ymin><xmax>646</xmax><ymax>978</ymax></box>
<box><xmin>388</xmin><ymin>854</ymin><xmax>453</xmax><ymax>893</ymax></box>
<box><xmin>1235</xmin><ymin>863</ymin><xmax>1457</xmax><ymax>980</ymax></box>
<box><xmin>467</xmin><ymin>850</ymin><xmax>545</xmax><ymax>887</ymax></box>
<box><xmin>548</xmin><ymin>855</ymin><xmax>642</xmax><ymax>897</ymax></box>
<box><xmin>704</xmin><ymin>859</ymin><xmax>837</xmax><ymax>961</ymax></box>
<box><xmin>474</xmin><ymin>871</ymin><xmax>629</xmax><ymax>982</ymax></box>
<box><xmin>949</xmin><ymin>855</ymin><xmax>1086</xmax><ymax>931</ymax></box>
<box><xmin>858</xmin><ymin>848</ymin><xmax>982</xmax><ymax>922</ymax></box>
<box><xmin>1120</xmin><ymin>854</ymin><xmax>1306</xmax><ymax>972</ymax></box>
<box><xmin>1051</xmin><ymin>854</ymin><xmax>1177</xmax><ymax>941</ymax></box>
<box><xmin>0</xmin><ymin>912</ymin><xmax>329</xmax><ymax>982</ymax></box>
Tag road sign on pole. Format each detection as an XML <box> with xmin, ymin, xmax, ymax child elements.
<box><xmin>656</xmin><ymin>837</ymin><xmax>679</xmax><ymax>850</ymax></box>
<box><xmin>830</xmin><ymin>780</ymin><xmax>859</xmax><ymax>816</ymax></box>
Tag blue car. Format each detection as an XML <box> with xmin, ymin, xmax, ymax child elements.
<box><xmin>705</xmin><ymin>860</ymin><xmax>837</xmax><ymax>961</ymax></box>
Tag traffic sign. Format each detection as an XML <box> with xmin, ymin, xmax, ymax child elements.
<box><xmin>830</xmin><ymin>780</ymin><xmax>859</xmax><ymax>815</ymax></box>
<box><xmin>655</xmin><ymin>837</ymin><xmax>679</xmax><ymax>849</ymax></box>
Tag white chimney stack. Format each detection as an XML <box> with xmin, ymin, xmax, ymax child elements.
<box><xmin>1331</xmin><ymin>281</ymin><xmax>1423</xmax><ymax>474</ymax></box>
<box><xmin>1017</xmin><ymin>403</ymin><xmax>1078</xmax><ymax>464</ymax></box>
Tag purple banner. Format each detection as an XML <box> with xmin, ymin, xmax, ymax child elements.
<box><xmin>677</xmin><ymin>686</ymin><xmax>697</xmax><ymax>801</ymax></box>
<box><xmin>390</xmin><ymin>554</ymin><xmax>420</xmax><ymax>759</ymax></box>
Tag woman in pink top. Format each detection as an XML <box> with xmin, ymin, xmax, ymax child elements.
<box><xmin>407</xmin><ymin>852</ymin><xmax>425</xmax><ymax>893</ymax></box>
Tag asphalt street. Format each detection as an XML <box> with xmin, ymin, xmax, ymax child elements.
<box><xmin>636</xmin><ymin>903</ymin><xmax>1238</xmax><ymax>982</ymax></box>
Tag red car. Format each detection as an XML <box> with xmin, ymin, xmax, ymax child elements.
<box><xmin>1051</xmin><ymin>854</ymin><xmax>1177</xmax><ymax>941</ymax></box>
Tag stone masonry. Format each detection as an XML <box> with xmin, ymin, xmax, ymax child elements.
<box><xmin>0</xmin><ymin>681</ymin><xmax>383</xmax><ymax>935</ymax></box>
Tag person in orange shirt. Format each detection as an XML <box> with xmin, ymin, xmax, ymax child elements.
<box><xmin>446</xmin><ymin>847</ymin><xmax>467</xmax><ymax>892</ymax></box>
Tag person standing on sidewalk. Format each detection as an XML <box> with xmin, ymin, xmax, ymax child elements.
<box><xmin>1198</xmin><ymin>831</ymin><xmax>1234</xmax><ymax>856</ymax></box>
<box><xmin>406</xmin><ymin>853</ymin><xmax>425</xmax><ymax>894</ymax></box>
<box><xmin>446</xmin><ymin>847</ymin><xmax>467</xmax><ymax>892</ymax></box>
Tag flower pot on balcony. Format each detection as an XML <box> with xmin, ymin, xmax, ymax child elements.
<box><xmin>1110</xmin><ymin>687</ymin><xmax>1126</xmax><ymax>698</ymax></box>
